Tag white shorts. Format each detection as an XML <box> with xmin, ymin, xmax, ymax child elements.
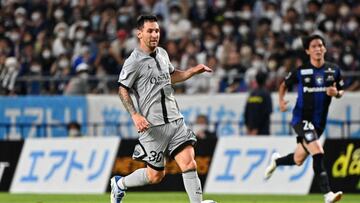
<box><xmin>132</xmin><ymin>118</ymin><xmax>197</xmax><ymax>170</ymax></box>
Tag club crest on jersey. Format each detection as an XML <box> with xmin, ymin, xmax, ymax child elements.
<box><xmin>301</xmin><ymin>69</ymin><xmax>313</xmax><ymax>75</ymax></box>
<box><xmin>315</xmin><ymin>75</ymin><xmax>323</xmax><ymax>85</ymax></box>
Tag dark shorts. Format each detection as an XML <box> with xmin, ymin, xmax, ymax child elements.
<box><xmin>293</xmin><ymin>120</ymin><xmax>323</xmax><ymax>144</ymax></box>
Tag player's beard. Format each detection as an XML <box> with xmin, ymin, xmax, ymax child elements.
<box><xmin>148</xmin><ymin>40</ymin><xmax>158</xmax><ymax>51</ymax></box>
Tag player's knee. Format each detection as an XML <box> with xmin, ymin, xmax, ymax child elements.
<box><xmin>180</xmin><ymin>159</ymin><xmax>197</xmax><ymax>172</ymax></box>
<box><xmin>147</xmin><ymin>170</ymin><xmax>165</xmax><ymax>184</ymax></box>
<box><xmin>294</xmin><ymin>156</ymin><xmax>305</xmax><ymax>166</ymax></box>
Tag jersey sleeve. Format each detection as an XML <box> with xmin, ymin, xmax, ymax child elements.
<box><xmin>335</xmin><ymin>66</ymin><xmax>345</xmax><ymax>91</ymax></box>
<box><xmin>118</xmin><ymin>57</ymin><xmax>139</xmax><ymax>88</ymax></box>
<box><xmin>284</xmin><ymin>68</ymin><xmax>298</xmax><ymax>87</ymax></box>
<box><xmin>161</xmin><ymin>48</ymin><xmax>175</xmax><ymax>74</ymax></box>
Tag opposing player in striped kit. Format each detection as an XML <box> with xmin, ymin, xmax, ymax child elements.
<box><xmin>264</xmin><ymin>34</ymin><xmax>344</xmax><ymax>203</ymax></box>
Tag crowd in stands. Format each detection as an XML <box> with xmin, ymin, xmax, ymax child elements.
<box><xmin>0</xmin><ymin>0</ymin><xmax>359</xmax><ymax>95</ymax></box>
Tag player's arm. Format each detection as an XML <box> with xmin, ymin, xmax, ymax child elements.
<box><xmin>118</xmin><ymin>85</ymin><xmax>149</xmax><ymax>132</ymax></box>
<box><xmin>170</xmin><ymin>64</ymin><xmax>212</xmax><ymax>84</ymax></box>
<box><xmin>278</xmin><ymin>81</ymin><xmax>289</xmax><ymax>112</ymax></box>
<box><xmin>326</xmin><ymin>67</ymin><xmax>345</xmax><ymax>99</ymax></box>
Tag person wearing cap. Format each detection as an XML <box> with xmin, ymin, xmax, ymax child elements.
<box><xmin>64</xmin><ymin>62</ymin><xmax>90</xmax><ymax>95</ymax></box>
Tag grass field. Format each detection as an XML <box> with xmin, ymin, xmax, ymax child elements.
<box><xmin>0</xmin><ymin>192</ymin><xmax>359</xmax><ymax>203</ymax></box>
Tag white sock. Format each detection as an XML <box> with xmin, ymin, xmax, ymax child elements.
<box><xmin>117</xmin><ymin>168</ymin><xmax>150</xmax><ymax>190</ymax></box>
<box><xmin>182</xmin><ymin>170</ymin><xmax>203</xmax><ymax>203</ymax></box>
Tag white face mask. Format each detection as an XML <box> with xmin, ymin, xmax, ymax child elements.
<box><xmin>347</xmin><ymin>20</ymin><xmax>358</xmax><ymax>32</ymax></box>
<box><xmin>222</xmin><ymin>25</ymin><xmax>234</xmax><ymax>35</ymax></box>
<box><xmin>303</xmin><ymin>21</ymin><xmax>314</xmax><ymax>31</ymax></box>
<box><xmin>170</xmin><ymin>13</ymin><xmax>181</xmax><ymax>22</ymax></box>
<box><xmin>196</xmin><ymin>0</ymin><xmax>206</xmax><ymax>8</ymax></box>
<box><xmin>324</xmin><ymin>20</ymin><xmax>334</xmax><ymax>32</ymax></box>
<box><xmin>75</xmin><ymin>30</ymin><xmax>86</xmax><ymax>40</ymax></box>
<box><xmin>15</xmin><ymin>17</ymin><xmax>25</xmax><ymax>26</ymax></box>
<box><xmin>204</xmin><ymin>40</ymin><xmax>216</xmax><ymax>50</ymax></box>
<box><xmin>282</xmin><ymin>23</ymin><xmax>292</xmax><ymax>33</ymax></box>
<box><xmin>58</xmin><ymin>31</ymin><xmax>66</xmax><ymax>39</ymax></box>
<box><xmin>238</xmin><ymin>25</ymin><xmax>249</xmax><ymax>35</ymax></box>
<box><xmin>343</xmin><ymin>54</ymin><xmax>354</xmax><ymax>65</ymax></box>
<box><xmin>191</xmin><ymin>28</ymin><xmax>201</xmax><ymax>38</ymax></box>
<box><xmin>215</xmin><ymin>0</ymin><xmax>226</xmax><ymax>9</ymax></box>
<box><xmin>42</xmin><ymin>50</ymin><xmax>51</xmax><ymax>59</ymax></box>
<box><xmin>252</xmin><ymin>60</ymin><xmax>263</xmax><ymax>69</ymax></box>
<box><xmin>31</xmin><ymin>12</ymin><xmax>41</xmax><ymax>21</ymax></box>
<box><xmin>10</xmin><ymin>32</ymin><xmax>20</xmax><ymax>42</ymax></box>
<box><xmin>192</xmin><ymin>124</ymin><xmax>207</xmax><ymax>134</ymax></box>
<box><xmin>54</xmin><ymin>9</ymin><xmax>64</xmax><ymax>20</ymax></box>
<box><xmin>59</xmin><ymin>59</ymin><xmax>69</xmax><ymax>68</ymax></box>
<box><xmin>69</xmin><ymin>129</ymin><xmax>80</xmax><ymax>137</ymax></box>
<box><xmin>265</xmin><ymin>10</ymin><xmax>276</xmax><ymax>19</ymax></box>
<box><xmin>240</xmin><ymin>11</ymin><xmax>251</xmax><ymax>20</ymax></box>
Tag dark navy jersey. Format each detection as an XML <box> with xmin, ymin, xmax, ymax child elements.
<box><xmin>284</xmin><ymin>62</ymin><xmax>344</xmax><ymax>133</ymax></box>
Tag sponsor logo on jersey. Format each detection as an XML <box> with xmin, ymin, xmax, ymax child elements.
<box><xmin>303</xmin><ymin>86</ymin><xmax>326</xmax><ymax>93</ymax></box>
<box><xmin>150</xmin><ymin>72</ymin><xmax>170</xmax><ymax>85</ymax></box>
<box><xmin>301</xmin><ymin>69</ymin><xmax>314</xmax><ymax>75</ymax></box>
<box><xmin>325</xmin><ymin>67</ymin><xmax>335</xmax><ymax>73</ymax></box>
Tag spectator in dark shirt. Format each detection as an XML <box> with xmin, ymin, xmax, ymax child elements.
<box><xmin>244</xmin><ymin>71</ymin><xmax>272</xmax><ymax>135</ymax></box>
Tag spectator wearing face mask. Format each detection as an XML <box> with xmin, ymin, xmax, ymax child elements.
<box><xmin>52</xmin><ymin>22</ymin><xmax>70</xmax><ymax>57</ymax></box>
<box><xmin>166</xmin><ymin>4</ymin><xmax>191</xmax><ymax>41</ymax></box>
<box><xmin>192</xmin><ymin>114</ymin><xmax>216</xmax><ymax>139</ymax></box>
<box><xmin>64</xmin><ymin>62</ymin><xmax>90</xmax><ymax>95</ymax></box>
<box><xmin>67</xmin><ymin>121</ymin><xmax>82</xmax><ymax>137</ymax></box>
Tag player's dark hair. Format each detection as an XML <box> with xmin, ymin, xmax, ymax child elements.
<box><xmin>302</xmin><ymin>34</ymin><xmax>326</xmax><ymax>50</ymax></box>
<box><xmin>136</xmin><ymin>15</ymin><xmax>157</xmax><ymax>30</ymax></box>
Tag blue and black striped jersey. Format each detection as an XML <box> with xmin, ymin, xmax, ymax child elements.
<box><xmin>284</xmin><ymin>62</ymin><xmax>344</xmax><ymax>133</ymax></box>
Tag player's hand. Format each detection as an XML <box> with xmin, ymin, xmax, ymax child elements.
<box><xmin>279</xmin><ymin>99</ymin><xmax>289</xmax><ymax>112</ymax></box>
<box><xmin>326</xmin><ymin>82</ymin><xmax>338</xmax><ymax>97</ymax></box>
<box><xmin>193</xmin><ymin>64</ymin><xmax>213</xmax><ymax>74</ymax></box>
<box><xmin>131</xmin><ymin>113</ymin><xmax>150</xmax><ymax>133</ymax></box>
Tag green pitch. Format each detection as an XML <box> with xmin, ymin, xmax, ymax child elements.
<box><xmin>0</xmin><ymin>192</ymin><xmax>359</xmax><ymax>203</ymax></box>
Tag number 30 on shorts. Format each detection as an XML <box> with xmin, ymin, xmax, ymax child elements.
<box><xmin>149</xmin><ymin>151</ymin><xmax>164</xmax><ymax>163</ymax></box>
<box><xmin>302</xmin><ymin>120</ymin><xmax>315</xmax><ymax>130</ymax></box>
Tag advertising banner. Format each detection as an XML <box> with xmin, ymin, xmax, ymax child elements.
<box><xmin>0</xmin><ymin>141</ymin><xmax>23</xmax><ymax>191</ymax></box>
<box><xmin>204</xmin><ymin>137</ymin><xmax>321</xmax><ymax>194</ymax></box>
<box><xmin>310</xmin><ymin>139</ymin><xmax>360</xmax><ymax>193</ymax></box>
<box><xmin>86</xmin><ymin>93</ymin><xmax>360</xmax><ymax>138</ymax></box>
<box><xmin>0</xmin><ymin>96</ymin><xmax>87</xmax><ymax>139</ymax></box>
<box><xmin>109</xmin><ymin>139</ymin><xmax>217</xmax><ymax>191</ymax></box>
<box><xmin>10</xmin><ymin>137</ymin><xmax>120</xmax><ymax>193</ymax></box>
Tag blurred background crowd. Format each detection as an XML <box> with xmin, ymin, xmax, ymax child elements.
<box><xmin>0</xmin><ymin>0</ymin><xmax>359</xmax><ymax>96</ymax></box>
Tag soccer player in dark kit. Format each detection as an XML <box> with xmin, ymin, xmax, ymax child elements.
<box><xmin>264</xmin><ymin>34</ymin><xmax>344</xmax><ymax>203</ymax></box>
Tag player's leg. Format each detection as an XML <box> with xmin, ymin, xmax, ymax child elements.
<box><xmin>174</xmin><ymin>145</ymin><xmax>202</xmax><ymax>203</ymax></box>
<box><xmin>264</xmin><ymin>133</ymin><xmax>309</xmax><ymax>180</ymax></box>
<box><xmin>111</xmin><ymin>126</ymin><xmax>168</xmax><ymax>203</ymax></box>
<box><xmin>302</xmin><ymin>139</ymin><xmax>342</xmax><ymax>202</ymax></box>
<box><xmin>169</xmin><ymin>118</ymin><xmax>202</xmax><ymax>203</ymax></box>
